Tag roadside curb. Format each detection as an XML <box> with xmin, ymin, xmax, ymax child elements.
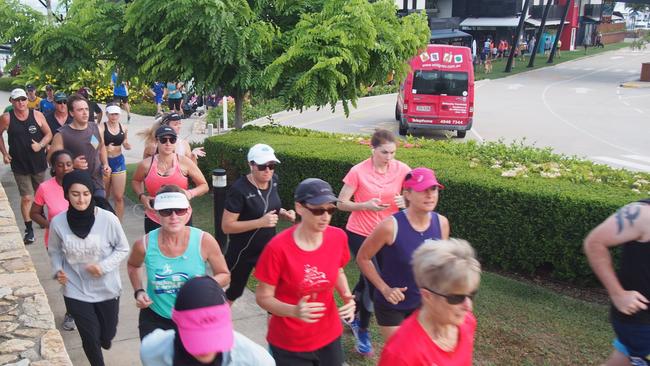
<box><xmin>620</xmin><ymin>80</ymin><xmax>650</xmax><ymax>88</ymax></box>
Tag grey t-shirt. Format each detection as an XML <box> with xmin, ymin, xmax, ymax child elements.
<box><xmin>57</xmin><ymin>122</ymin><xmax>104</xmax><ymax>192</ymax></box>
<box><xmin>48</xmin><ymin>208</ymin><xmax>129</xmax><ymax>302</ymax></box>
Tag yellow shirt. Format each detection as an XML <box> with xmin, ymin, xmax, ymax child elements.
<box><xmin>27</xmin><ymin>97</ymin><xmax>41</xmax><ymax>110</ymax></box>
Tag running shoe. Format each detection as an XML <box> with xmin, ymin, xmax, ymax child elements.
<box><xmin>62</xmin><ymin>313</ymin><xmax>76</xmax><ymax>331</ymax></box>
<box><xmin>23</xmin><ymin>228</ymin><xmax>34</xmax><ymax>245</ymax></box>
<box><xmin>355</xmin><ymin>328</ymin><xmax>374</xmax><ymax>356</ymax></box>
<box><xmin>347</xmin><ymin>317</ymin><xmax>360</xmax><ymax>336</ymax></box>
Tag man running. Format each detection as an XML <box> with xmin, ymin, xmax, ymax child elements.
<box><xmin>26</xmin><ymin>84</ymin><xmax>42</xmax><ymax>110</ymax></box>
<box><xmin>584</xmin><ymin>200</ymin><xmax>650</xmax><ymax>366</ymax></box>
<box><xmin>39</xmin><ymin>85</ymin><xmax>55</xmax><ymax>115</ymax></box>
<box><xmin>45</xmin><ymin>92</ymin><xmax>73</xmax><ymax>136</ymax></box>
<box><xmin>111</xmin><ymin>67</ymin><xmax>131</xmax><ymax>123</ymax></box>
<box><xmin>0</xmin><ymin>88</ymin><xmax>52</xmax><ymax>244</ymax></box>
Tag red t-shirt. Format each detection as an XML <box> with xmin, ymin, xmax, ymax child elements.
<box><xmin>379</xmin><ymin>310</ymin><xmax>477</xmax><ymax>366</ymax></box>
<box><xmin>254</xmin><ymin>225</ymin><xmax>350</xmax><ymax>352</ymax></box>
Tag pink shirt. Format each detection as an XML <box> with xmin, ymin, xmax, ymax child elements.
<box><xmin>33</xmin><ymin>177</ymin><xmax>69</xmax><ymax>246</ymax></box>
<box><xmin>343</xmin><ymin>158</ymin><xmax>410</xmax><ymax>237</ymax></box>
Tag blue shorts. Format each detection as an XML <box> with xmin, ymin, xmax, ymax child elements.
<box><xmin>612</xmin><ymin>319</ymin><xmax>650</xmax><ymax>363</ymax></box>
<box><xmin>108</xmin><ymin>154</ymin><xmax>126</xmax><ymax>175</ymax></box>
<box><xmin>154</xmin><ymin>96</ymin><xmax>163</xmax><ymax>105</ymax></box>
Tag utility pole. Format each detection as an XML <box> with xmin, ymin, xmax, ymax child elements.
<box><xmin>506</xmin><ymin>0</ymin><xmax>531</xmax><ymax>73</ymax></box>
<box><xmin>528</xmin><ymin>0</ymin><xmax>553</xmax><ymax>68</ymax></box>
<box><xmin>548</xmin><ymin>0</ymin><xmax>572</xmax><ymax>64</ymax></box>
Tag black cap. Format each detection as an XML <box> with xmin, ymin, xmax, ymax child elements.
<box><xmin>175</xmin><ymin>276</ymin><xmax>227</xmax><ymax>310</ymax></box>
<box><xmin>155</xmin><ymin>125</ymin><xmax>177</xmax><ymax>138</ymax></box>
<box><xmin>26</xmin><ymin>84</ymin><xmax>35</xmax><ymax>91</ymax></box>
<box><xmin>294</xmin><ymin>178</ymin><xmax>338</xmax><ymax>205</ymax></box>
<box><xmin>167</xmin><ymin>113</ymin><xmax>182</xmax><ymax>122</ymax></box>
<box><xmin>45</xmin><ymin>84</ymin><xmax>53</xmax><ymax>91</ymax></box>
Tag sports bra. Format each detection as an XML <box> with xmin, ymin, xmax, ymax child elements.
<box><xmin>104</xmin><ymin>122</ymin><xmax>125</xmax><ymax>146</ymax></box>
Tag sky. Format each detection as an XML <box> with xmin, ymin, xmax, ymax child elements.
<box><xmin>22</xmin><ymin>0</ymin><xmax>61</xmax><ymax>15</ymax></box>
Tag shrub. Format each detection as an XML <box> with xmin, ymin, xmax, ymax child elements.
<box><xmin>200</xmin><ymin>126</ymin><xmax>644</xmax><ymax>285</ymax></box>
<box><xmin>130</xmin><ymin>100</ymin><xmax>158</xmax><ymax>116</ymax></box>
<box><xmin>0</xmin><ymin>77</ymin><xmax>18</xmax><ymax>91</ymax></box>
<box><xmin>206</xmin><ymin>98</ymin><xmax>285</xmax><ymax>126</ymax></box>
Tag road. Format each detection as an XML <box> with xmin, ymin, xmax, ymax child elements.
<box><xmin>259</xmin><ymin>46</ymin><xmax>650</xmax><ymax>172</ymax></box>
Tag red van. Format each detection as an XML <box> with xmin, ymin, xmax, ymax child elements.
<box><xmin>395</xmin><ymin>44</ymin><xmax>475</xmax><ymax>138</ymax></box>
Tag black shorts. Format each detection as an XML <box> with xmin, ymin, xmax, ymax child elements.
<box><xmin>168</xmin><ymin>98</ymin><xmax>182</xmax><ymax>111</ymax></box>
<box><xmin>270</xmin><ymin>337</ymin><xmax>343</xmax><ymax>366</ymax></box>
<box><xmin>374</xmin><ymin>302</ymin><xmax>416</xmax><ymax>327</ymax></box>
<box><xmin>113</xmin><ymin>95</ymin><xmax>129</xmax><ymax>104</ymax></box>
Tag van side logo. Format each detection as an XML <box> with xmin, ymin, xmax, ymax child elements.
<box><xmin>454</xmin><ymin>54</ymin><xmax>463</xmax><ymax>63</ymax></box>
<box><xmin>430</xmin><ymin>53</ymin><xmax>439</xmax><ymax>62</ymax></box>
<box><xmin>443</xmin><ymin>52</ymin><xmax>453</xmax><ymax>63</ymax></box>
<box><xmin>419</xmin><ymin>52</ymin><xmax>430</xmax><ymax>62</ymax></box>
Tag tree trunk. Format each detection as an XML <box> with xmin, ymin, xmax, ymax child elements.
<box><xmin>234</xmin><ymin>90</ymin><xmax>244</xmax><ymax>129</ymax></box>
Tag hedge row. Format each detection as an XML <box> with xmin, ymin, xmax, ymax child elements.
<box><xmin>0</xmin><ymin>77</ymin><xmax>18</xmax><ymax>92</ymax></box>
<box><xmin>200</xmin><ymin>126</ymin><xmax>641</xmax><ymax>285</ymax></box>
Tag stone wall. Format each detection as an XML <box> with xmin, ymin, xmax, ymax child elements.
<box><xmin>0</xmin><ymin>184</ymin><xmax>71</xmax><ymax>365</ymax></box>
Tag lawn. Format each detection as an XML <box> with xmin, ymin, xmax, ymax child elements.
<box><xmin>126</xmin><ymin>164</ymin><xmax>614</xmax><ymax>365</ymax></box>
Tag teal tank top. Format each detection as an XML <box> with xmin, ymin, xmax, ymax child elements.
<box><xmin>145</xmin><ymin>227</ymin><xmax>206</xmax><ymax>319</ymax></box>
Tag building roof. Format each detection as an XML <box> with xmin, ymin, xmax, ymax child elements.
<box><xmin>460</xmin><ymin>17</ymin><xmax>524</xmax><ymax>28</ymax></box>
<box><xmin>525</xmin><ymin>19</ymin><xmax>569</xmax><ymax>27</ymax></box>
<box><xmin>430</xmin><ymin>29</ymin><xmax>472</xmax><ymax>40</ymax></box>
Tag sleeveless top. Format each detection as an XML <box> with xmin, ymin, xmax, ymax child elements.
<box><xmin>58</xmin><ymin>123</ymin><xmax>103</xmax><ymax>191</ymax></box>
<box><xmin>103</xmin><ymin>122</ymin><xmax>125</xmax><ymax>146</ymax></box>
<box><xmin>167</xmin><ymin>82</ymin><xmax>182</xmax><ymax>99</ymax></box>
<box><xmin>7</xmin><ymin>110</ymin><xmax>47</xmax><ymax>175</ymax></box>
<box><xmin>375</xmin><ymin>210</ymin><xmax>442</xmax><ymax>310</ymax></box>
<box><xmin>611</xmin><ymin>198</ymin><xmax>650</xmax><ymax>324</ymax></box>
<box><xmin>145</xmin><ymin>227</ymin><xmax>206</xmax><ymax>319</ymax></box>
<box><xmin>143</xmin><ymin>154</ymin><xmax>188</xmax><ymax>224</ymax></box>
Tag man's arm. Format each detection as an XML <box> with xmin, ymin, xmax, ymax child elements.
<box><xmin>47</xmin><ymin>133</ymin><xmax>63</xmax><ymax>163</ymax></box>
<box><xmin>34</xmin><ymin>111</ymin><xmax>52</xmax><ymax>146</ymax></box>
<box><xmin>0</xmin><ymin>113</ymin><xmax>11</xmax><ymax>164</ymax></box>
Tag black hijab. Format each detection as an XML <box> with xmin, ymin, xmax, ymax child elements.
<box><xmin>63</xmin><ymin>170</ymin><xmax>96</xmax><ymax>239</ymax></box>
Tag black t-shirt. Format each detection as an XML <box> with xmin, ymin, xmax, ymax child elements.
<box><xmin>224</xmin><ymin>174</ymin><xmax>282</xmax><ymax>257</ymax></box>
<box><xmin>88</xmin><ymin>101</ymin><xmax>102</xmax><ymax>123</ymax></box>
<box><xmin>45</xmin><ymin>111</ymin><xmax>73</xmax><ymax>136</ymax></box>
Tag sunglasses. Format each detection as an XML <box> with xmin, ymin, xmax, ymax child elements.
<box><xmin>301</xmin><ymin>204</ymin><xmax>337</xmax><ymax>216</ymax></box>
<box><xmin>158</xmin><ymin>136</ymin><xmax>177</xmax><ymax>144</ymax></box>
<box><xmin>13</xmin><ymin>97</ymin><xmax>27</xmax><ymax>102</ymax></box>
<box><xmin>158</xmin><ymin>208</ymin><xmax>188</xmax><ymax>217</ymax></box>
<box><xmin>255</xmin><ymin>163</ymin><xmax>276</xmax><ymax>171</ymax></box>
<box><xmin>56</xmin><ymin>100</ymin><xmax>67</xmax><ymax>104</ymax></box>
<box><xmin>422</xmin><ymin>287</ymin><xmax>477</xmax><ymax>305</ymax></box>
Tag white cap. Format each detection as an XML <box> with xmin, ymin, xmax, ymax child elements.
<box><xmin>153</xmin><ymin>192</ymin><xmax>190</xmax><ymax>210</ymax></box>
<box><xmin>247</xmin><ymin>144</ymin><xmax>280</xmax><ymax>165</ymax></box>
<box><xmin>106</xmin><ymin>105</ymin><xmax>122</xmax><ymax>114</ymax></box>
<box><xmin>10</xmin><ymin>88</ymin><xmax>27</xmax><ymax>100</ymax></box>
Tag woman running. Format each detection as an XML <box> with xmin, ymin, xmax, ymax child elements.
<box><xmin>127</xmin><ymin>185</ymin><xmax>230</xmax><ymax>339</ymax></box>
<box><xmin>132</xmin><ymin>125</ymin><xmax>208</xmax><ymax>233</ymax></box>
<box><xmin>100</xmin><ymin>104</ymin><xmax>131</xmax><ymax>220</ymax></box>
<box><xmin>255</xmin><ymin>178</ymin><xmax>355</xmax><ymax>366</ymax></box>
<box><xmin>222</xmin><ymin>143</ymin><xmax>295</xmax><ymax>305</ymax></box>
<box><xmin>48</xmin><ymin>170</ymin><xmax>129</xmax><ymax>366</ymax></box>
<box><xmin>357</xmin><ymin>167</ymin><xmax>449</xmax><ymax>340</ymax></box>
<box><xmin>336</xmin><ymin>129</ymin><xmax>410</xmax><ymax>355</ymax></box>
<box><xmin>141</xmin><ymin>113</ymin><xmax>203</xmax><ymax>163</ymax></box>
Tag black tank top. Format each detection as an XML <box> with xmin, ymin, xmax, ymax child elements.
<box><xmin>7</xmin><ymin>110</ymin><xmax>47</xmax><ymax>174</ymax></box>
<box><xmin>103</xmin><ymin>122</ymin><xmax>125</xmax><ymax>146</ymax></box>
<box><xmin>611</xmin><ymin>198</ymin><xmax>650</xmax><ymax>324</ymax></box>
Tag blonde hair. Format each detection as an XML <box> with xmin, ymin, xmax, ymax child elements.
<box><xmin>137</xmin><ymin>112</ymin><xmax>177</xmax><ymax>145</ymax></box>
<box><xmin>412</xmin><ymin>238</ymin><xmax>481</xmax><ymax>294</ymax></box>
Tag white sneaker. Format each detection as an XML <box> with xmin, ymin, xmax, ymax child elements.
<box><xmin>62</xmin><ymin>313</ymin><xmax>76</xmax><ymax>331</ymax></box>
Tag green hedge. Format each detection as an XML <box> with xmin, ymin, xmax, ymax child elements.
<box><xmin>200</xmin><ymin>126</ymin><xmax>641</xmax><ymax>285</ymax></box>
<box><xmin>0</xmin><ymin>77</ymin><xmax>18</xmax><ymax>91</ymax></box>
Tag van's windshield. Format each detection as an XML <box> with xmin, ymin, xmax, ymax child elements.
<box><xmin>412</xmin><ymin>70</ymin><xmax>468</xmax><ymax>96</ymax></box>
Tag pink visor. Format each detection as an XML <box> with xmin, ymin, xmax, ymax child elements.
<box><xmin>171</xmin><ymin>303</ymin><xmax>234</xmax><ymax>355</ymax></box>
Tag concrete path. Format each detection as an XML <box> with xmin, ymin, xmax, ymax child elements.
<box><xmin>0</xmin><ymin>90</ymin><xmax>268</xmax><ymax>365</ymax></box>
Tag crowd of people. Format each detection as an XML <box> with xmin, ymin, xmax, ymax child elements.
<box><xmin>0</xmin><ymin>84</ymin><xmax>645</xmax><ymax>366</ymax></box>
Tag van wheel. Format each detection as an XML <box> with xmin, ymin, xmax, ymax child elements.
<box><xmin>395</xmin><ymin>104</ymin><xmax>401</xmax><ymax>121</ymax></box>
<box><xmin>399</xmin><ymin>119</ymin><xmax>408</xmax><ymax>136</ymax></box>
<box><xmin>456</xmin><ymin>130</ymin><xmax>467</xmax><ymax>138</ymax></box>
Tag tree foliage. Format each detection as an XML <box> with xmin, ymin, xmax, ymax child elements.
<box><xmin>0</xmin><ymin>0</ymin><xmax>46</xmax><ymax>70</ymax></box>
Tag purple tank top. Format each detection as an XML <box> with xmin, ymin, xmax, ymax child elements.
<box><xmin>375</xmin><ymin>210</ymin><xmax>442</xmax><ymax>310</ymax></box>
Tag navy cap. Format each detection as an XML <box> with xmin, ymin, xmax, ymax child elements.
<box><xmin>294</xmin><ymin>178</ymin><xmax>338</xmax><ymax>205</ymax></box>
<box><xmin>26</xmin><ymin>84</ymin><xmax>35</xmax><ymax>91</ymax></box>
<box><xmin>155</xmin><ymin>125</ymin><xmax>177</xmax><ymax>138</ymax></box>
<box><xmin>45</xmin><ymin>84</ymin><xmax>53</xmax><ymax>91</ymax></box>
<box><xmin>54</xmin><ymin>92</ymin><xmax>67</xmax><ymax>102</ymax></box>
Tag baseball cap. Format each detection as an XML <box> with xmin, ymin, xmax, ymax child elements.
<box><xmin>155</xmin><ymin>125</ymin><xmax>177</xmax><ymax>138</ymax></box>
<box><xmin>54</xmin><ymin>92</ymin><xmax>68</xmax><ymax>102</ymax></box>
<box><xmin>26</xmin><ymin>84</ymin><xmax>35</xmax><ymax>91</ymax></box>
<box><xmin>77</xmin><ymin>87</ymin><xmax>89</xmax><ymax>98</ymax></box>
<box><xmin>403</xmin><ymin>167</ymin><xmax>445</xmax><ymax>192</ymax></box>
<box><xmin>294</xmin><ymin>178</ymin><xmax>338</xmax><ymax>205</ymax></box>
<box><xmin>153</xmin><ymin>192</ymin><xmax>189</xmax><ymax>210</ymax></box>
<box><xmin>171</xmin><ymin>277</ymin><xmax>234</xmax><ymax>356</ymax></box>
<box><xmin>166</xmin><ymin>113</ymin><xmax>182</xmax><ymax>122</ymax></box>
<box><xmin>247</xmin><ymin>143</ymin><xmax>280</xmax><ymax>165</ymax></box>
<box><xmin>10</xmin><ymin>88</ymin><xmax>27</xmax><ymax>100</ymax></box>
<box><xmin>45</xmin><ymin>84</ymin><xmax>53</xmax><ymax>91</ymax></box>
<box><xmin>106</xmin><ymin>105</ymin><xmax>121</xmax><ymax>114</ymax></box>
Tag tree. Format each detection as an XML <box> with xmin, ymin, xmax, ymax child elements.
<box><xmin>0</xmin><ymin>0</ymin><xmax>47</xmax><ymax>70</ymax></box>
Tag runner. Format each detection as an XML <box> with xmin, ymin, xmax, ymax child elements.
<box><xmin>150</xmin><ymin>81</ymin><xmax>165</xmax><ymax>116</ymax></box>
<box><xmin>26</xmin><ymin>84</ymin><xmax>41</xmax><ymax>110</ymax></box>
<box><xmin>584</xmin><ymin>199</ymin><xmax>650</xmax><ymax>366</ymax></box>
<box><xmin>336</xmin><ymin>128</ymin><xmax>410</xmax><ymax>355</ymax></box>
<box><xmin>48</xmin><ymin>170</ymin><xmax>129</xmax><ymax>366</ymax></box>
<box><xmin>111</xmin><ymin>67</ymin><xmax>131</xmax><ymax>122</ymax></box>
<box><xmin>140</xmin><ymin>276</ymin><xmax>275</xmax><ymax>365</ymax></box>
<box><xmin>222</xmin><ymin>144</ymin><xmax>295</xmax><ymax>305</ymax></box>
<box><xmin>77</xmin><ymin>87</ymin><xmax>103</xmax><ymax>123</ymax></box>
<box><xmin>45</xmin><ymin>92</ymin><xmax>73</xmax><ymax>136</ymax></box>
<box><xmin>39</xmin><ymin>84</ymin><xmax>55</xmax><ymax>115</ymax></box>
<box><xmin>131</xmin><ymin>125</ymin><xmax>209</xmax><ymax>233</ymax></box>
<box><xmin>127</xmin><ymin>185</ymin><xmax>230</xmax><ymax>339</ymax></box>
<box><xmin>100</xmin><ymin>104</ymin><xmax>131</xmax><ymax>220</ymax></box>
<box><xmin>379</xmin><ymin>239</ymin><xmax>480</xmax><ymax>366</ymax></box>
<box><xmin>30</xmin><ymin>149</ymin><xmax>76</xmax><ymax>332</ymax></box>
<box><xmin>140</xmin><ymin>113</ymin><xmax>202</xmax><ymax>162</ymax></box>
<box><xmin>357</xmin><ymin>167</ymin><xmax>449</xmax><ymax>340</ymax></box>
<box><xmin>165</xmin><ymin>81</ymin><xmax>184</xmax><ymax>115</ymax></box>
<box><xmin>255</xmin><ymin>178</ymin><xmax>356</xmax><ymax>366</ymax></box>
<box><xmin>0</xmin><ymin>88</ymin><xmax>52</xmax><ymax>244</ymax></box>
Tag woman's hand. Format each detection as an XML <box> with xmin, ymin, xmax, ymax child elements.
<box><xmin>279</xmin><ymin>208</ymin><xmax>296</xmax><ymax>223</ymax></box>
<box><xmin>394</xmin><ymin>194</ymin><xmax>406</xmax><ymax>209</ymax></box>
<box><xmin>123</xmin><ymin>141</ymin><xmax>132</xmax><ymax>150</ymax></box>
<box><xmin>364</xmin><ymin>198</ymin><xmax>389</xmax><ymax>212</ymax></box>
<box><xmin>135</xmin><ymin>291</ymin><xmax>154</xmax><ymax>309</ymax></box>
<box><xmin>294</xmin><ymin>295</ymin><xmax>326</xmax><ymax>323</ymax></box>
<box><xmin>258</xmin><ymin>211</ymin><xmax>279</xmax><ymax>228</ymax></box>
<box><xmin>381</xmin><ymin>286</ymin><xmax>407</xmax><ymax>305</ymax></box>
<box><xmin>140</xmin><ymin>194</ymin><xmax>154</xmax><ymax>210</ymax></box>
<box><xmin>86</xmin><ymin>264</ymin><xmax>103</xmax><ymax>278</ymax></box>
<box><xmin>56</xmin><ymin>270</ymin><xmax>67</xmax><ymax>285</ymax></box>
<box><xmin>338</xmin><ymin>295</ymin><xmax>356</xmax><ymax>323</ymax></box>
<box><xmin>191</xmin><ymin>147</ymin><xmax>206</xmax><ymax>158</ymax></box>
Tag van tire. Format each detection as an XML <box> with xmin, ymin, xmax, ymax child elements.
<box><xmin>399</xmin><ymin>119</ymin><xmax>408</xmax><ymax>136</ymax></box>
<box><xmin>395</xmin><ymin>104</ymin><xmax>401</xmax><ymax>121</ymax></box>
<box><xmin>456</xmin><ymin>130</ymin><xmax>467</xmax><ymax>138</ymax></box>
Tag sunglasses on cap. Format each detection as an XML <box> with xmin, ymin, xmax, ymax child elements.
<box><xmin>158</xmin><ymin>136</ymin><xmax>177</xmax><ymax>144</ymax></box>
<box><xmin>301</xmin><ymin>204</ymin><xmax>337</xmax><ymax>216</ymax></box>
<box><xmin>158</xmin><ymin>208</ymin><xmax>189</xmax><ymax>217</ymax></box>
<box><xmin>422</xmin><ymin>287</ymin><xmax>477</xmax><ymax>305</ymax></box>
<box><xmin>255</xmin><ymin>163</ymin><xmax>276</xmax><ymax>171</ymax></box>
<box><xmin>56</xmin><ymin>100</ymin><xmax>67</xmax><ymax>104</ymax></box>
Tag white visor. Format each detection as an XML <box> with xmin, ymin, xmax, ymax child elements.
<box><xmin>154</xmin><ymin>192</ymin><xmax>190</xmax><ymax>210</ymax></box>
<box><xmin>106</xmin><ymin>105</ymin><xmax>122</xmax><ymax>114</ymax></box>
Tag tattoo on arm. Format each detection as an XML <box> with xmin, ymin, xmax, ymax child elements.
<box><xmin>615</xmin><ymin>204</ymin><xmax>642</xmax><ymax>234</ymax></box>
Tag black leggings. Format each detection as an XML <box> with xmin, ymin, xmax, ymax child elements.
<box><xmin>225</xmin><ymin>245</ymin><xmax>260</xmax><ymax>302</ymax></box>
<box><xmin>64</xmin><ymin>296</ymin><xmax>119</xmax><ymax>366</ymax></box>
<box><xmin>270</xmin><ymin>337</ymin><xmax>343</xmax><ymax>366</ymax></box>
<box><xmin>138</xmin><ymin>307</ymin><xmax>176</xmax><ymax>340</ymax></box>
<box><xmin>346</xmin><ymin>230</ymin><xmax>380</xmax><ymax>330</ymax></box>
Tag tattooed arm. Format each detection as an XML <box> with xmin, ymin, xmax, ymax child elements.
<box><xmin>584</xmin><ymin>203</ymin><xmax>650</xmax><ymax>315</ymax></box>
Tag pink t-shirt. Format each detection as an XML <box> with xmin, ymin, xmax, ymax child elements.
<box><xmin>33</xmin><ymin>177</ymin><xmax>68</xmax><ymax>246</ymax></box>
<box><xmin>343</xmin><ymin>158</ymin><xmax>411</xmax><ymax>237</ymax></box>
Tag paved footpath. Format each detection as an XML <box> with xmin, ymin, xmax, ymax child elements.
<box><xmin>0</xmin><ymin>90</ymin><xmax>268</xmax><ymax>365</ymax></box>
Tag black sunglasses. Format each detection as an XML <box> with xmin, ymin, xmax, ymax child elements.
<box><xmin>56</xmin><ymin>100</ymin><xmax>67</xmax><ymax>104</ymax></box>
<box><xmin>255</xmin><ymin>163</ymin><xmax>276</xmax><ymax>171</ymax></box>
<box><xmin>422</xmin><ymin>287</ymin><xmax>477</xmax><ymax>305</ymax></box>
<box><xmin>158</xmin><ymin>208</ymin><xmax>188</xmax><ymax>217</ymax></box>
<box><xmin>301</xmin><ymin>204</ymin><xmax>337</xmax><ymax>216</ymax></box>
<box><xmin>14</xmin><ymin>97</ymin><xmax>27</xmax><ymax>102</ymax></box>
<box><xmin>158</xmin><ymin>136</ymin><xmax>177</xmax><ymax>144</ymax></box>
